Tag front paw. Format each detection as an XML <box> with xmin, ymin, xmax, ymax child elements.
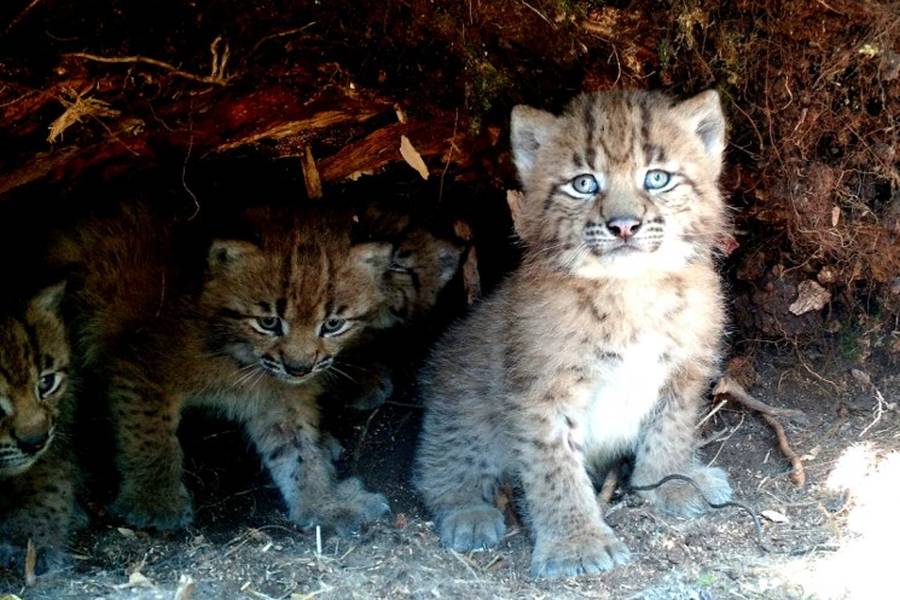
<box><xmin>530</xmin><ymin>528</ymin><xmax>631</xmax><ymax>579</ymax></box>
<box><xmin>641</xmin><ymin>466</ymin><xmax>733</xmax><ymax>518</ymax></box>
<box><xmin>111</xmin><ymin>482</ymin><xmax>193</xmax><ymax>531</ymax></box>
<box><xmin>290</xmin><ymin>478</ymin><xmax>391</xmax><ymax>536</ymax></box>
<box><xmin>438</xmin><ymin>505</ymin><xmax>506</xmax><ymax>551</ymax></box>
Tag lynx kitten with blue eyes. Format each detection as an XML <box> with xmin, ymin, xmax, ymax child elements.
<box><xmin>51</xmin><ymin>204</ymin><xmax>393</xmax><ymax>534</ymax></box>
<box><xmin>415</xmin><ymin>89</ymin><xmax>732</xmax><ymax>578</ymax></box>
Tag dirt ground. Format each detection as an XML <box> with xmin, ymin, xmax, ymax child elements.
<box><xmin>1</xmin><ymin>347</ymin><xmax>897</xmax><ymax>600</ymax></box>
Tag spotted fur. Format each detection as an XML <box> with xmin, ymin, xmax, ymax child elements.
<box><xmin>414</xmin><ymin>90</ymin><xmax>733</xmax><ymax>579</ymax></box>
<box><xmin>54</xmin><ymin>205</ymin><xmax>393</xmax><ymax>533</ymax></box>
<box><xmin>0</xmin><ymin>283</ymin><xmax>79</xmax><ymax>572</ymax></box>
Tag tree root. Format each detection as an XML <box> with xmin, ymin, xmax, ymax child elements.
<box><xmin>64</xmin><ymin>52</ymin><xmax>228</xmax><ymax>86</ymax></box>
<box><xmin>713</xmin><ymin>375</ymin><xmax>806</xmax><ymax>486</ymax></box>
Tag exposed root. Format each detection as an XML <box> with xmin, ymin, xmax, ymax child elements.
<box><xmin>760</xmin><ymin>412</ymin><xmax>806</xmax><ymax>487</ymax></box>
<box><xmin>713</xmin><ymin>376</ymin><xmax>805</xmax><ymax>420</ymax></box>
<box><xmin>714</xmin><ymin>375</ymin><xmax>806</xmax><ymax>486</ymax></box>
<box><xmin>64</xmin><ymin>51</ymin><xmax>229</xmax><ymax>86</ymax></box>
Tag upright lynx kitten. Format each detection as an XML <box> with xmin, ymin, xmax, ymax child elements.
<box><xmin>414</xmin><ymin>90</ymin><xmax>732</xmax><ymax>579</ymax></box>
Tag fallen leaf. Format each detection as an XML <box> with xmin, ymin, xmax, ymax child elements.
<box><xmin>788</xmin><ymin>280</ymin><xmax>831</xmax><ymax>315</ymax></box>
<box><xmin>117</xmin><ymin>527</ymin><xmax>136</xmax><ymax>538</ymax></box>
<box><xmin>761</xmin><ymin>509</ymin><xmax>789</xmax><ymax>523</ymax></box>
<box><xmin>831</xmin><ymin>205</ymin><xmax>840</xmax><ymax>227</ymax></box>
<box><xmin>399</xmin><ymin>135</ymin><xmax>429</xmax><ymax>180</ymax></box>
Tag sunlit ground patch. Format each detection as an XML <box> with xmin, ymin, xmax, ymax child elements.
<box><xmin>775</xmin><ymin>445</ymin><xmax>900</xmax><ymax>599</ymax></box>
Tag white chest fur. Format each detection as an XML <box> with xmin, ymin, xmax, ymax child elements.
<box><xmin>582</xmin><ymin>334</ymin><xmax>670</xmax><ymax>458</ymax></box>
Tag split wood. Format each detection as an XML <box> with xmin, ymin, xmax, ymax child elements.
<box><xmin>713</xmin><ymin>375</ymin><xmax>806</xmax><ymax>486</ymax></box>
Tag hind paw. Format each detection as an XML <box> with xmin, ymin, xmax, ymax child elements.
<box><xmin>111</xmin><ymin>482</ymin><xmax>193</xmax><ymax>531</ymax></box>
<box><xmin>641</xmin><ymin>466</ymin><xmax>733</xmax><ymax>518</ymax></box>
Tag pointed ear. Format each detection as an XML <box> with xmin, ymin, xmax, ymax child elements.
<box><xmin>672</xmin><ymin>89</ymin><xmax>726</xmax><ymax>162</ymax></box>
<box><xmin>510</xmin><ymin>105</ymin><xmax>560</xmax><ymax>182</ymax></box>
<box><xmin>207</xmin><ymin>240</ymin><xmax>260</xmax><ymax>275</ymax></box>
<box><xmin>28</xmin><ymin>281</ymin><xmax>66</xmax><ymax>317</ymax></box>
<box><xmin>351</xmin><ymin>242</ymin><xmax>393</xmax><ymax>275</ymax></box>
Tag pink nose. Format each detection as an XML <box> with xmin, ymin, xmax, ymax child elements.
<box><xmin>606</xmin><ymin>217</ymin><xmax>642</xmax><ymax>240</ymax></box>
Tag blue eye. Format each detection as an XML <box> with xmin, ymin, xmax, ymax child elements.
<box><xmin>253</xmin><ymin>316</ymin><xmax>283</xmax><ymax>335</ymax></box>
<box><xmin>320</xmin><ymin>318</ymin><xmax>348</xmax><ymax>337</ymax></box>
<box><xmin>644</xmin><ymin>170</ymin><xmax>672</xmax><ymax>190</ymax></box>
<box><xmin>572</xmin><ymin>174</ymin><xmax>599</xmax><ymax>195</ymax></box>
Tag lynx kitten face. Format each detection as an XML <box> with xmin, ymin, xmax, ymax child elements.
<box><xmin>0</xmin><ymin>285</ymin><xmax>69</xmax><ymax>477</ymax></box>
<box><xmin>511</xmin><ymin>89</ymin><xmax>726</xmax><ymax>277</ymax></box>
<box><xmin>414</xmin><ymin>90</ymin><xmax>731</xmax><ymax>580</ymax></box>
<box><xmin>202</xmin><ymin>215</ymin><xmax>392</xmax><ymax>386</ymax></box>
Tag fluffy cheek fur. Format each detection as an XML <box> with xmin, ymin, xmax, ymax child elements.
<box><xmin>203</xmin><ymin>316</ymin><xmax>265</xmax><ymax>367</ymax></box>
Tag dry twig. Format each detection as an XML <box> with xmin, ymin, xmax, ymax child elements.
<box><xmin>854</xmin><ymin>370</ymin><xmax>897</xmax><ymax>437</ymax></box>
<box><xmin>599</xmin><ymin>465</ymin><xmax>620</xmax><ymax>505</ymax></box>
